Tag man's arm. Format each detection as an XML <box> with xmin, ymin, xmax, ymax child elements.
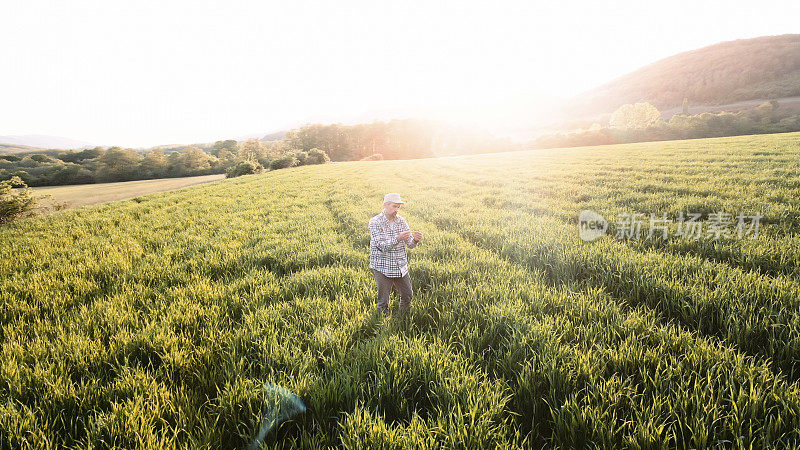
<box><xmin>369</xmin><ymin>220</ymin><xmax>398</xmax><ymax>252</ymax></box>
<box><xmin>402</xmin><ymin>219</ymin><xmax>418</xmax><ymax>248</ymax></box>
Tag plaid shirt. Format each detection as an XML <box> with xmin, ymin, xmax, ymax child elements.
<box><xmin>369</xmin><ymin>211</ymin><xmax>418</xmax><ymax>277</ymax></box>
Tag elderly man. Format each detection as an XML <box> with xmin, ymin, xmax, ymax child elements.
<box><xmin>369</xmin><ymin>193</ymin><xmax>424</xmax><ymax>316</ymax></box>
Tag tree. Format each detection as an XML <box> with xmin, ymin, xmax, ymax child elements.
<box><xmin>294</xmin><ymin>151</ymin><xmax>308</xmax><ymax>166</ymax></box>
<box><xmin>18</xmin><ymin>156</ymin><xmax>41</xmax><ymax>168</ymax></box>
<box><xmin>238</xmin><ymin>139</ymin><xmax>265</xmax><ymax>162</ymax></box>
<box><xmin>51</xmin><ymin>164</ymin><xmax>95</xmax><ymax>185</ymax></box>
<box><xmin>166</xmin><ymin>151</ymin><xmax>186</xmax><ymax>177</ymax></box>
<box><xmin>76</xmin><ymin>147</ymin><xmax>105</xmax><ymax>163</ymax></box>
<box><xmin>30</xmin><ymin>154</ymin><xmax>54</xmax><ymax>164</ymax></box>
<box><xmin>752</xmin><ymin>101</ymin><xmax>779</xmax><ymax>124</ymax></box>
<box><xmin>58</xmin><ymin>147</ymin><xmax>104</xmax><ymax>163</ymax></box>
<box><xmin>270</xmin><ymin>155</ymin><xmax>297</xmax><ymax>170</ymax></box>
<box><xmin>215</xmin><ymin>147</ymin><xmax>239</xmax><ymax>170</ymax></box>
<box><xmin>307</xmin><ymin>148</ymin><xmax>330</xmax><ymax>164</ymax></box>
<box><xmin>140</xmin><ymin>150</ymin><xmax>168</xmax><ymax>178</ymax></box>
<box><xmin>0</xmin><ymin>176</ymin><xmax>36</xmax><ymax>224</ymax></box>
<box><xmin>226</xmin><ymin>160</ymin><xmax>263</xmax><ymax>178</ymax></box>
<box><xmin>97</xmin><ymin>147</ymin><xmax>142</xmax><ymax>181</ymax></box>
<box><xmin>182</xmin><ymin>147</ymin><xmax>216</xmax><ymax>174</ymax></box>
<box><xmin>610</xmin><ymin>103</ymin><xmax>664</xmax><ymax>129</ymax></box>
<box><xmin>211</xmin><ymin>140</ymin><xmax>238</xmax><ymax>157</ymax></box>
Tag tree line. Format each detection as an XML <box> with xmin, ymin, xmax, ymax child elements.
<box><xmin>0</xmin><ymin>119</ymin><xmax>516</xmax><ymax>187</ymax></box>
<box><xmin>533</xmin><ymin>101</ymin><xmax>800</xmax><ymax>150</ymax></box>
<box><xmin>0</xmin><ymin>146</ymin><xmax>227</xmax><ymax>187</ymax></box>
<box><xmin>278</xmin><ymin>119</ymin><xmax>518</xmax><ymax>161</ymax></box>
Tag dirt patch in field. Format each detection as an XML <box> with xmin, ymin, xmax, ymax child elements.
<box><xmin>30</xmin><ymin>174</ymin><xmax>226</xmax><ymax>211</ymax></box>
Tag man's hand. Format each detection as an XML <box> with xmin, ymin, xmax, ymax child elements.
<box><xmin>412</xmin><ymin>231</ymin><xmax>423</xmax><ymax>242</ymax></box>
<box><xmin>397</xmin><ymin>231</ymin><xmax>412</xmax><ymax>242</ymax></box>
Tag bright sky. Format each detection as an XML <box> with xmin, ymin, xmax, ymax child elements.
<box><xmin>2</xmin><ymin>0</ymin><xmax>798</xmax><ymax>147</ymax></box>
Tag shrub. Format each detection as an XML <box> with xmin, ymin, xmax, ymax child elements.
<box><xmin>360</xmin><ymin>153</ymin><xmax>383</xmax><ymax>161</ymax></box>
<box><xmin>59</xmin><ymin>147</ymin><xmax>104</xmax><ymax>163</ymax></box>
<box><xmin>294</xmin><ymin>151</ymin><xmax>309</xmax><ymax>166</ymax></box>
<box><xmin>307</xmin><ymin>148</ymin><xmax>331</xmax><ymax>164</ymax></box>
<box><xmin>270</xmin><ymin>155</ymin><xmax>298</xmax><ymax>170</ymax></box>
<box><xmin>256</xmin><ymin>156</ymin><xmax>272</xmax><ymax>169</ymax></box>
<box><xmin>0</xmin><ymin>154</ymin><xmax>21</xmax><ymax>162</ymax></box>
<box><xmin>18</xmin><ymin>156</ymin><xmax>42</xmax><ymax>168</ymax></box>
<box><xmin>0</xmin><ymin>176</ymin><xmax>37</xmax><ymax>224</ymax></box>
<box><xmin>9</xmin><ymin>170</ymin><xmax>32</xmax><ymax>185</ymax></box>
<box><xmin>51</xmin><ymin>165</ymin><xmax>96</xmax><ymax>185</ymax></box>
<box><xmin>30</xmin><ymin>154</ymin><xmax>54</xmax><ymax>163</ymax></box>
<box><xmin>226</xmin><ymin>160</ymin><xmax>263</xmax><ymax>178</ymax></box>
<box><xmin>610</xmin><ymin>103</ymin><xmax>664</xmax><ymax>129</ymax></box>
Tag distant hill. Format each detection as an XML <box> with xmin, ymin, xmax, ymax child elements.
<box><xmin>0</xmin><ymin>135</ymin><xmax>95</xmax><ymax>150</ymax></box>
<box><xmin>567</xmin><ymin>34</ymin><xmax>800</xmax><ymax>118</ymax></box>
<box><xmin>261</xmin><ymin>130</ymin><xmax>287</xmax><ymax>141</ymax></box>
<box><xmin>231</xmin><ymin>130</ymin><xmax>287</xmax><ymax>142</ymax></box>
<box><xmin>0</xmin><ymin>143</ymin><xmax>46</xmax><ymax>154</ymax></box>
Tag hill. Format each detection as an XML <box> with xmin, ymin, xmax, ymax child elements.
<box><xmin>0</xmin><ymin>134</ymin><xmax>95</xmax><ymax>150</ymax></box>
<box><xmin>2</xmin><ymin>132</ymin><xmax>800</xmax><ymax>447</ymax></box>
<box><xmin>0</xmin><ymin>142</ymin><xmax>46</xmax><ymax>154</ymax></box>
<box><xmin>568</xmin><ymin>34</ymin><xmax>800</xmax><ymax>118</ymax></box>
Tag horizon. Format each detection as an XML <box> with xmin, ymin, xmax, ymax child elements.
<box><xmin>2</xmin><ymin>0</ymin><xmax>799</xmax><ymax>148</ymax></box>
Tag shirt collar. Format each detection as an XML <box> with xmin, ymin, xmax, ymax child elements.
<box><xmin>380</xmin><ymin>210</ymin><xmax>398</xmax><ymax>223</ymax></box>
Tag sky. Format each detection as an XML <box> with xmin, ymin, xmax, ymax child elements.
<box><xmin>2</xmin><ymin>0</ymin><xmax>799</xmax><ymax>148</ymax></box>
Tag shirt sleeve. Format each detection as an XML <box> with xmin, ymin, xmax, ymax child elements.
<box><xmin>369</xmin><ymin>219</ymin><xmax>397</xmax><ymax>252</ymax></box>
<box><xmin>402</xmin><ymin>218</ymin><xmax>418</xmax><ymax>248</ymax></box>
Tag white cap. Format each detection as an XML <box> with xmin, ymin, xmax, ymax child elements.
<box><xmin>383</xmin><ymin>193</ymin><xmax>405</xmax><ymax>204</ymax></box>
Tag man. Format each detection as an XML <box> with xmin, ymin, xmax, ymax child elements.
<box><xmin>369</xmin><ymin>193</ymin><xmax>424</xmax><ymax>316</ymax></box>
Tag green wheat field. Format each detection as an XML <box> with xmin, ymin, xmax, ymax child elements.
<box><xmin>2</xmin><ymin>132</ymin><xmax>800</xmax><ymax>448</ymax></box>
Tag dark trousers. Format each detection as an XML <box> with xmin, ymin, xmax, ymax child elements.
<box><xmin>371</xmin><ymin>269</ymin><xmax>413</xmax><ymax>314</ymax></box>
